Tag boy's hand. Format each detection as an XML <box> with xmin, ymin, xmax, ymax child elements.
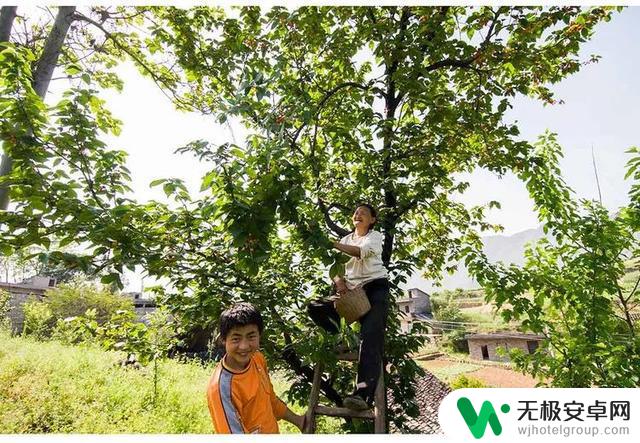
<box><xmin>283</xmin><ymin>407</ymin><xmax>306</xmax><ymax>432</ymax></box>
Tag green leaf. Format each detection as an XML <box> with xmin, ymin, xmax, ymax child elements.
<box><xmin>64</xmin><ymin>63</ymin><xmax>82</xmax><ymax>76</ymax></box>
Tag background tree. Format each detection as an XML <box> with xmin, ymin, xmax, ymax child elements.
<box><xmin>0</xmin><ymin>6</ymin><xmax>76</xmax><ymax>210</ymax></box>
<box><xmin>466</xmin><ymin>133</ymin><xmax>640</xmax><ymax>387</ymax></box>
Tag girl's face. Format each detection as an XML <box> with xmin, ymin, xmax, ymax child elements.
<box><xmin>352</xmin><ymin>206</ymin><xmax>375</xmax><ymax>231</ymax></box>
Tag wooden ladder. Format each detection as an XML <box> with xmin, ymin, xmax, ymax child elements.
<box><xmin>303</xmin><ymin>352</ymin><xmax>386</xmax><ymax>434</ymax></box>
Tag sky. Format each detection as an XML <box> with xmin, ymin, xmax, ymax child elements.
<box><xmin>4</xmin><ymin>6</ymin><xmax>640</xmax><ymax>290</ymax></box>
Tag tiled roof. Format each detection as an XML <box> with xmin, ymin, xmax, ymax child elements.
<box><xmin>388</xmin><ymin>370</ymin><xmax>450</xmax><ymax>434</ymax></box>
<box><xmin>0</xmin><ymin>282</ymin><xmax>47</xmax><ymax>294</ymax></box>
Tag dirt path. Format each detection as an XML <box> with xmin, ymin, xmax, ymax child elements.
<box><xmin>468</xmin><ymin>366</ymin><xmax>538</xmax><ymax>387</ymax></box>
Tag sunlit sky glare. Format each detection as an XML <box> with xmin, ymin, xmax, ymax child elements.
<box><xmin>5</xmin><ymin>6</ymin><xmax>640</xmax><ymax>290</ymax></box>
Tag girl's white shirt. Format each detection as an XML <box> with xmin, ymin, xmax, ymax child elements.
<box><xmin>339</xmin><ymin>229</ymin><xmax>388</xmax><ymax>289</ymax></box>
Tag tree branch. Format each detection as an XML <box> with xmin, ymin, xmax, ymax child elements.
<box><xmin>289</xmin><ymin>81</ymin><xmax>371</xmax><ymax>148</ymax></box>
<box><xmin>317</xmin><ymin>199</ymin><xmax>350</xmax><ymax>238</ymax></box>
<box><xmin>72</xmin><ymin>11</ymin><xmax>195</xmax><ymax>112</ymax></box>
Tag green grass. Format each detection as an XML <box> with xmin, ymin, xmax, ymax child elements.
<box><xmin>0</xmin><ymin>330</ymin><xmax>340</xmax><ymax>433</ymax></box>
<box><xmin>461</xmin><ymin>308</ymin><xmax>511</xmax><ymax>332</ymax></box>
<box><xmin>417</xmin><ymin>360</ymin><xmax>482</xmax><ymax>384</ymax></box>
<box><xmin>621</xmin><ymin>268</ymin><xmax>640</xmax><ymax>292</ymax></box>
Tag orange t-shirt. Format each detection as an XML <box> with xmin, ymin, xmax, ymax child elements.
<box><xmin>207</xmin><ymin>351</ymin><xmax>287</xmax><ymax>434</ymax></box>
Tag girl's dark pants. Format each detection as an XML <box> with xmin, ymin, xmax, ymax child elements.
<box><xmin>307</xmin><ymin>278</ymin><xmax>389</xmax><ymax>405</ymax></box>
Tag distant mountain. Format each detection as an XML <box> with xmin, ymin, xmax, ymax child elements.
<box><xmin>482</xmin><ymin>226</ymin><xmax>547</xmax><ymax>266</ymax></box>
<box><xmin>406</xmin><ymin>226</ymin><xmax>547</xmax><ymax>292</ymax></box>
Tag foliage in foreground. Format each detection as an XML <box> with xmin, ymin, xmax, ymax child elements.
<box><xmin>0</xmin><ymin>331</ymin><xmax>339</xmax><ymax>434</ymax></box>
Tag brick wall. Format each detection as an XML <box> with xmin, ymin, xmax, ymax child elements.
<box><xmin>7</xmin><ymin>292</ymin><xmax>44</xmax><ymax>333</ymax></box>
<box><xmin>468</xmin><ymin>338</ymin><xmax>532</xmax><ymax>362</ymax></box>
<box><xmin>408</xmin><ymin>289</ymin><xmax>432</xmax><ymax>314</ymax></box>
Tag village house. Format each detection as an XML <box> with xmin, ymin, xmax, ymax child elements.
<box><xmin>1</xmin><ymin>275</ymin><xmax>158</xmax><ymax>332</ymax></box>
<box><xmin>466</xmin><ymin>332</ymin><xmax>544</xmax><ymax>362</ymax></box>
<box><xmin>0</xmin><ymin>276</ymin><xmax>56</xmax><ymax>332</ymax></box>
<box><xmin>123</xmin><ymin>291</ymin><xmax>157</xmax><ymax>322</ymax></box>
<box><xmin>397</xmin><ymin>287</ymin><xmax>433</xmax><ymax>333</ymax></box>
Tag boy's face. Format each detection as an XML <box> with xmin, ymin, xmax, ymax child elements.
<box><xmin>223</xmin><ymin>324</ymin><xmax>260</xmax><ymax>370</ymax></box>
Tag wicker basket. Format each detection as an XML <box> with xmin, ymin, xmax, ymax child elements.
<box><xmin>334</xmin><ymin>286</ymin><xmax>371</xmax><ymax>324</ymax></box>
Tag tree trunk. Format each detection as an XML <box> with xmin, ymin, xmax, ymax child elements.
<box><xmin>378</xmin><ymin>9</ymin><xmax>409</xmax><ymax>268</ymax></box>
<box><xmin>32</xmin><ymin>6</ymin><xmax>76</xmax><ymax>98</ymax></box>
<box><xmin>0</xmin><ymin>6</ymin><xmax>17</xmax><ymax>42</ymax></box>
<box><xmin>0</xmin><ymin>156</ymin><xmax>10</xmax><ymax>210</ymax></box>
<box><xmin>0</xmin><ymin>6</ymin><xmax>75</xmax><ymax>210</ymax></box>
<box><xmin>0</xmin><ymin>7</ymin><xmax>18</xmax><ymax>211</ymax></box>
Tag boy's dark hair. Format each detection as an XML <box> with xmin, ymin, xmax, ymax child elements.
<box><xmin>219</xmin><ymin>302</ymin><xmax>264</xmax><ymax>339</ymax></box>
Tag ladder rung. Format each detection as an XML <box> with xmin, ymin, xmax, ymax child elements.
<box><xmin>315</xmin><ymin>405</ymin><xmax>375</xmax><ymax>419</ymax></box>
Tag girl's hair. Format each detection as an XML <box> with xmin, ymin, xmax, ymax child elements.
<box><xmin>355</xmin><ymin>203</ymin><xmax>377</xmax><ymax>232</ymax></box>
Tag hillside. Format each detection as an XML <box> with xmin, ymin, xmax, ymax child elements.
<box><xmin>407</xmin><ymin>226</ymin><xmax>546</xmax><ymax>291</ymax></box>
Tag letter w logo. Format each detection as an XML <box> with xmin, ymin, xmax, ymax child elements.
<box><xmin>456</xmin><ymin>397</ymin><xmax>504</xmax><ymax>439</ymax></box>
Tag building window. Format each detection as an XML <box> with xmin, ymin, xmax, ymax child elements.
<box><xmin>481</xmin><ymin>345</ymin><xmax>489</xmax><ymax>360</ymax></box>
<box><xmin>48</xmin><ymin>278</ymin><xmax>56</xmax><ymax>287</ymax></box>
<box><xmin>527</xmin><ymin>340</ymin><xmax>539</xmax><ymax>354</ymax></box>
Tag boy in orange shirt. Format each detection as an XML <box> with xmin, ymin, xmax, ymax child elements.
<box><xmin>207</xmin><ymin>302</ymin><xmax>306</xmax><ymax>434</ymax></box>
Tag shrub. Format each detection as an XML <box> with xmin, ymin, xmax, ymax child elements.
<box><xmin>45</xmin><ymin>278</ymin><xmax>134</xmax><ymax>325</ymax></box>
<box><xmin>51</xmin><ymin>308</ymin><xmax>100</xmax><ymax>344</ymax></box>
<box><xmin>98</xmin><ymin>309</ymin><xmax>150</xmax><ymax>360</ymax></box>
<box><xmin>440</xmin><ymin>328</ymin><xmax>469</xmax><ymax>353</ymax></box>
<box><xmin>432</xmin><ymin>292</ymin><xmax>465</xmax><ymax>323</ymax></box>
<box><xmin>22</xmin><ymin>278</ymin><xmax>136</xmax><ymax>339</ymax></box>
<box><xmin>22</xmin><ymin>299</ymin><xmax>53</xmax><ymax>339</ymax></box>
<box><xmin>450</xmin><ymin>374</ymin><xmax>487</xmax><ymax>389</ymax></box>
<box><xmin>52</xmin><ymin>305</ymin><xmax>178</xmax><ymax>371</ymax></box>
